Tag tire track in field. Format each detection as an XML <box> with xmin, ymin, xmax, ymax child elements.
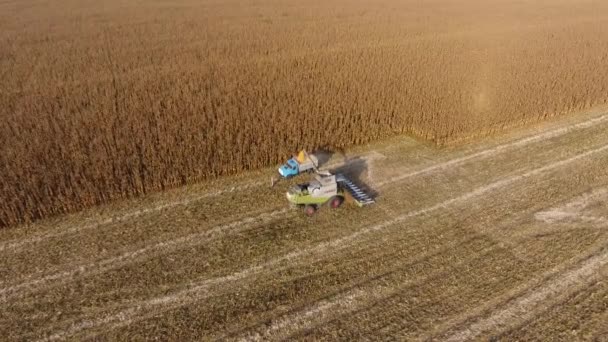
<box><xmin>0</xmin><ymin>208</ymin><xmax>290</xmax><ymax>303</ymax></box>
<box><xmin>2</xmin><ymin>112</ymin><xmax>607</xmax><ymax>254</ymax></box>
<box><xmin>234</xmin><ymin>206</ymin><xmax>547</xmax><ymax>340</ymax></box>
<box><xmin>443</xmin><ymin>247</ymin><xmax>608</xmax><ymax>341</ymax></box>
<box><xmin>237</xmin><ymin>244</ymin><xmax>499</xmax><ymax>341</ymax></box>
<box><xmin>233</xmin><ymin>143</ymin><xmax>608</xmax><ymax>340</ymax></box>
<box><xmin>535</xmin><ymin>187</ymin><xmax>608</xmax><ymax>225</ymax></box>
<box><xmin>376</xmin><ymin>112</ymin><xmax>608</xmax><ymax>187</ymax></box>
<box><xmin>0</xmin><ymin>181</ymin><xmax>266</xmax><ymax>253</ymax></box>
<box><xmin>39</xmin><ymin>142</ymin><xmax>608</xmax><ymax>342</ymax></box>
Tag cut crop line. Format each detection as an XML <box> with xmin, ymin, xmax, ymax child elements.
<box><xmin>0</xmin><ymin>119</ymin><xmax>574</xmax><ymax>292</ymax></box>
<box><xmin>0</xmin><ymin>152</ymin><xmax>386</xmax><ymax>297</ymax></box>
<box><xmin>444</xmin><ymin>248</ymin><xmax>608</xmax><ymax>341</ymax></box>
<box><xmin>0</xmin><ymin>208</ymin><xmax>289</xmax><ymax>303</ymax></box>
<box><xmin>376</xmin><ymin>113</ymin><xmax>608</xmax><ymax>187</ymax></box>
<box><xmin>0</xmin><ymin>151</ymin><xmax>382</xmax><ymax>254</ymax></box>
<box><xmin>3</xmin><ymin>112</ymin><xmax>608</xmax><ymax>254</ymax></box>
<box><xmin>3</xmin><ymin>112</ymin><xmax>607</xmax><ymax>254</ymax></box>
<box><xmin>40</xmin><ymin>142</ymin><xmax>608</xmax><ymax>342</ymax></box>
<box><xmin>0</xmin><ymin>181</ymin><xmax>265</xmax><ymax>253</ymax></box>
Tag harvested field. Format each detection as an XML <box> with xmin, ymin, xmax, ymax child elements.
<box><xmin>1</xmin><ymin>107</ymin><xmax>608</xmax><ymax>340</ymax></box>
<box><xmin>2</xmin><ymin>0</ymin><xmax>608</xmax><ymax>226</ymax></box>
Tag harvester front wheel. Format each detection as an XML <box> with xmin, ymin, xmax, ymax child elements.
<box><xmin>304</xmin><ymin>205</ymin><xmax>316</xmax><ymax>216</ymax></box>
<box><xmin>329</xmin><ymin>196</ymin><xmax>343</xmax><ymax>209</ymax></box>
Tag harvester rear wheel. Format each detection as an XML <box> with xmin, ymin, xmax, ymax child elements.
<box><xmin>329</xmin><ymin>196</ymin><xmax>343</xmax><ymax>209</ymax></box>
<box><xmin>304</xmin><ymin>205</ymin><xmax>316</xmax><ymax>216</ymax></box>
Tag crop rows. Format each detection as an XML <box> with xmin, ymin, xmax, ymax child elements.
<box><xmin>1</xmin><ymin>0</ymin><xmax>607</xmax><ymax>226</ymax></box>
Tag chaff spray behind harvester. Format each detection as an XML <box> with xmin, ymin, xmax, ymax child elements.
<box><xmin>277</xmin><ymin>150</ymin><xmax>375</xmax><ymax>216</ymax></box>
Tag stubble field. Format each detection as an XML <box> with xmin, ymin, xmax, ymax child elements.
<box><xmin>2</xmin><ymin>0</ymin><xmax>608</xmax><ymax>226</ymax></box>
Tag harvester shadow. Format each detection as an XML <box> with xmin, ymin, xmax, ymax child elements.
<box><xmin>330</xmin><ymin>156</ymin><xmax>379</xmax><ymax>200</ymax></box>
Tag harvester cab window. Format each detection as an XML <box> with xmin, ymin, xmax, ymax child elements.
<box><xmin>309</xmin><ymin>182</ymin><xmax>321</xmax><ymax>192</ymax></box>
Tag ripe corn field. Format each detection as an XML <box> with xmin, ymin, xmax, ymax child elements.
<box><xmin>1</xmin><ymin>0</ymin><xmax>608</xmax><ymax>227</ymax></box>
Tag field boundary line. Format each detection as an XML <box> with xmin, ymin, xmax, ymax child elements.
<box><xmin>3</xmin><ymin>112</ymin><xmax>607</xmax><ymax>253</ymax></box>
<box><xmin>0</xmin><ymin>151</ymin><xmax>381</xmax><ymax>254</ymax></box>
<box><xmin>1</xmin><ymin>112</ymin><xmax>597</xmax><ymax>296</ymax></box>
<box><xmin>0</xmin><ymin>153</ymin><xmax>386</xmax><ymax>296</ymax></box>
<box><xmin>4</xmin><ymin>114</ymin><xmax>602</xmax><ymax>294</ymax></box>
<box><xmin>39</xmin><ymin>142</ymin><xmax>608</xmax><ymax>341</ymax></box>
<box><xmin>0</xmin><ymin>208</ymin><xmax>289</xmax><ymax>303</ymax></box>
<box><xmin>376</xmin><ymin>113</ymin><xmax>608</xmax><ymax>187</ymax></box>
<box><xmin>0</xmin><ymin>154</ymin><xmax>387</xmax><ymax>297</ymax></box>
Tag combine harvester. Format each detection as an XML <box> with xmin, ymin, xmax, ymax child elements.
<box><xmin>286</xmin><ymin>172</ymin><xmax>375</xmax><ymax>216</ymax></box>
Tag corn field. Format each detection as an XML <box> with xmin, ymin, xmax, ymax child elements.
<box><xmin>1</xmin><ymin>0</ymin><xmax>608</xmax><ymax>227</ymax></box>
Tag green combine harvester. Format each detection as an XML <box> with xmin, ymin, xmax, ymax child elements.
<box><xmin>286</xmin><ymin>171</ymin><xmax>375</xmax><ymax>216</ymax></box>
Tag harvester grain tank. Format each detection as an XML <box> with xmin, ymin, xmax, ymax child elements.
<box><xmin>278</xmin><ymin>150</ymin><xmax>319</xmax><ymax>178</ymax></box>
<box><xmin>286</xmin><ymin>172</ymin><xmax>375</xmax><ymax>216</ymax></box>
